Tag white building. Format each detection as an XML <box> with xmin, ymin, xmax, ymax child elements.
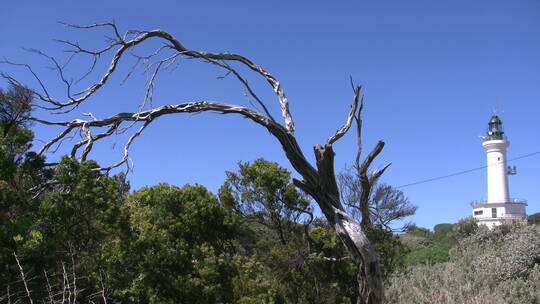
<box><xmin>470</xmin><ymin>115</ymin><xmax>527</xmax><ymax>229</ymax></box>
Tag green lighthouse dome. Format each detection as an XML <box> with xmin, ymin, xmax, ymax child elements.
<box><xmin>487</xmin><ymin>115</ymin><xmax>504</xmax><ymax>140</ymax></box>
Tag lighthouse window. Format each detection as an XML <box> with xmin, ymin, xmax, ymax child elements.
<box><xmin>498</xmin><ymin>157</ymin><xmax>501</xmax><ymax>161</ymax></box>
<box><xmin>492</xmin><ymin>208</ymin><xmax>497</xmax><ymax>218</ymax></box>
<box><xmin>474</xmin><ymin>210</ymin><xmax>483</xmax><ymax>216</ymax></box>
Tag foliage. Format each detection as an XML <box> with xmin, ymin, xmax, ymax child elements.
<box><xmin>112</xmin><ymin>171</ymin><xmax>131</xmax><ymax>199</ymax></box>
<box><xmin>403</xmin><ymin>243</ymin><xmax>451</xmax><ymax>267</ymax></box>
<box><xmin>398</xmin><ymin>234</ymin><xmax>433</xmax><ymax>252</ymax></box>
<box><xmin>0</xmin><ymin>84</ymin><xmax>32</xmax><ymax>136</ymax></box>
<box><xmin>219</xmin><ymin>158</ymin><xmax>312</xmax><ymax>245</ymax></box>
<box><xmin>300</xmin><ymin>221</ymin><xmax>358</xmax><ymax>303</ymax></box>
<box><xmin>37</xmin><ymin>157</ymin><xmax>121</xmax><ymax>254</ymax></box>
<box><xmin>363</xmin><ymin>227</ymin><xmax>407</xmax><ymax>279</ymax></box>
<box><xmin>369</xmin><ymin>184</ymin><xmax>417</xmax><ymax>232</ymax></box>
<box><xmin>338</xmin><ymin>167</ymin><xmax>415</xmax><ymax>280</ymax></box>
<box><xmin>528</xmin><ymin>212</ymin><xmax>540</xmax><ymax>225</ymax></box>
<box><xmin>0</xmin><ymin>84</ymin><xmax>48</xmax><ymax>197</ymax></box>
<box><xmin>220</xmin><ymin>160</ymin><xmax>362</xmax><ymax>303</ymax></box>
<box><xmin>0</xmin><ymin>103</ymin><xmax>52</xmax><ymax>288</ymax></box>
<box><xmin>386</xmin><ymin>224</ymin><xmax>540</xmax><ymax>304</ymax></box>
<box><xmin>2</xmin><ymin>155</ymin><xmax>123</xmax><ymax>301</ymax></box>
<box><xmin>399</xmin><ymin>219</ymin><xmax>481</xmax><ymax>268</ymax></box>
<box><xmin>433</xmin><ymin>223</ymin><xmax>454</xmax><ymax>235</ymax></box>
<box><xmin>3</xmin><ymin>255</ymin><xmax>110</xmax><ymax>304</ymax></box>
<box><xmin>0</xmin><ymin>88</ymin><xmax>127</xmax><ymax>300</ymax></box>
<box><xmin>405</xmin><ymin>227</ymin><xmax>432</xmax><ymax>239</ymax></box>
<box><xmin>103</xmin><ymin>183</ymin><xmax>242</xmax><ymax>303</ymax></box>
<box><xmin>432</xmin><ymin>223</ymin><xmax>455</xmax><ymax>243</ymax></box>
<box><xmin>0</xmin><ymin>127</ymin><xmax>42</xmax><ymax>260</ymax></box>
<box><xmin>447</xmin><ymin>216</ymin><xmax>481</xmax><ymax>240</ymax></box>
<box><xmin>451</xmin><ymin>222</ymin><xmax>539</xmax><ymax>281</ymax></box>
<box><xmin>339</xmin><ymin>167</ymin><xmax>417</xmax><ymax>233</ymax></box>
<box><xmin>230</xmin><ymin>254</ymin><xmax>285</xmax><ymax>304</ymax></box>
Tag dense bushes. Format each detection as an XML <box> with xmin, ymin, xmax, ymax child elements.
<box><xmin>386</xmin><ymin>223</ymin><xmax>540</xmax><ymax>304</ymax></box>
<box><xmin>102</xmin><ymin>183</ymin><xmax>243</xmax><ymax>303</ymax></box>
<box><xmin>403</xmin><ymin>243</ymin><xmax>450</xmax><ymax>267</ymax></box>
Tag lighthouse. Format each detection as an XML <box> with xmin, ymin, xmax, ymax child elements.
<box><xmin>471</xmin><ymin>115</ymin><xmax>527</xmax><ymax>229</ymax></box>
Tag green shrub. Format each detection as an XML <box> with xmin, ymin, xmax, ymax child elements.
<box><xmin>528</xmin><ymin>212</ymin><xmax>540</xmax><ymax>225</ymax></box>
<box><xmin>404</xmin><ymin>243</ymin><xmax>451</xmax><ymax>267</ymax></box>
<box><xmin>399</xmin><ymin>234</ymin><xmax>433</xmax><ymax>252</ymax></box>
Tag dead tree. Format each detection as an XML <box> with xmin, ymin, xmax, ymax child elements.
<box><xmin>338</xmin><ymin>100</ymin><xmax>391</xmax><ymax>230</ymax></box>
<box><xmin>2</xmin><ymin>22</ymin><xmax>390</xmax><ymax>304</ymax></box>
<box><xmin>339</xmin><ymin>176</ymin><xmax>417</xmax><ymax>233</ymax></box>
<box><xmin>338</xmin><ymin>111</ymin><xmax>415</xmax><ymax>232</ymax></box>
<box><xmin>3</xmin><ymin>253</ymin><xmax>109</xmax><ymax>303</ymax></box>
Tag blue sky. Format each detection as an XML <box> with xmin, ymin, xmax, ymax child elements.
<box><xmin>1</xmin><ymin>0</ymin><xmax>539</xmax><ymax>229</ymax></box>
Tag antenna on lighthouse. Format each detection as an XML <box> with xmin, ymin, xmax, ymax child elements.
<box><xmin>492</xmin><ymin>99</ymin><xmax>506</xmax><ymax>118</ymax></box>
<box><xmin>493</xmin><ymin>98</ymin><xmax>506</xmax><ymax>116</ymax></box>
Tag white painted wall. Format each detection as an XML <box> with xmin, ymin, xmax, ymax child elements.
<box><xmin>472</xmin><ymin>204</ymin><xmax>526</xmax><ymax>218</ymax></box>
<box><xmin>471</xmin><ymin>203</ymin><xmax>527</xmax><ymax>229</ymax></box>
<box><xmin>482</xmin><ymin>140</ymin><xmax>510</xmax><ymax>203</ymax></box>
<box><xmin>505</xmin><ymin>204</ymin><xmax>526</xmax><ymax>215</ymax></box>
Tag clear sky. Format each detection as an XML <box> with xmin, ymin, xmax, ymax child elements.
<box><xmin>1</xmin><ymin>0</ymin><xmax>539</xmax><ymax>229</ymax></box>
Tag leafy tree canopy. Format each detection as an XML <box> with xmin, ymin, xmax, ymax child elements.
<box><xmin>104</xmin><ymin>183</ymin><xmax>242</xmax><ymax>303</ymax></box>
<box><xmin>219</xmin><ymin>158</ymin><xmax>312</xmax><ymax>245</ymax></box>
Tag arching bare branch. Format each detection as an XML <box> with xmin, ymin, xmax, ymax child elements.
<box><xmin>203</xmin><ymin>58</ymin><xmax>276</xmax><ymax>122</ymax></box>
<box><xmin>38</xmin><ymin>126</ymin><xmax>76</xmax><ymax>155</ymax></box>
<box><xmin>29</xmin><ymin>101</ymin><xmax>307</xmax><ymax>174</ymax></box>
<box><xmin>327</xmin><ymin>85</ymin><xmax>361</xmax><ymax>145</ymax></box>
<box><xmin>3</xmin><ymin>24</ymin><xmax>295</xmax><ymax>132</ymax></box>
<box><xmin>0</xmin><ymin>62</ymin><xmax>52</xmax><ymax>103</ymax></box>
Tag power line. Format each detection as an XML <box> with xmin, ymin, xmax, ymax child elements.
<box><xmin>396</xmin><ymin>151</ymin><xmax>540</xmax><ymax>189</ymax></box>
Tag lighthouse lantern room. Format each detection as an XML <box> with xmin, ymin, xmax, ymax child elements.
<box><xmin>471</xmin><ymin>115</ymin><xmax>527</xmax><ymax>229</ymax></box>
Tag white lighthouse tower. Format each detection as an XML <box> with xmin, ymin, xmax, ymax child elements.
<box><xmin>471</xmin><ymin>115</ymin><xmax>527</xmax><ymax>229</ymax></box>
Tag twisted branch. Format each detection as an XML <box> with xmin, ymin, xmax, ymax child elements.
<box><xmin>3</xmin><ymin>23</ymin><xmax>295</xmax><ymax>132</ymax></box>
<box><xmin>30</xmin><ymin>101</ymin><xmax>308</xmax><ymax>174</ymax></box>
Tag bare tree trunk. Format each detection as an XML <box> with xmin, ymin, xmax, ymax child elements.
<box><xmin>293</xmin><ymin>144</ymin><xmax>384</xmax><ymax>304</ymax></box>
